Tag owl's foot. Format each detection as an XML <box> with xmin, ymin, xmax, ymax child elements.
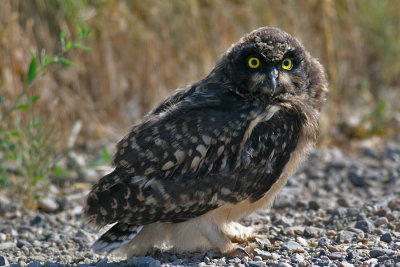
<box><xmin>224</xmin><ymin>222</ymin><xmax>263</xmax><ymax>243</ymax></box>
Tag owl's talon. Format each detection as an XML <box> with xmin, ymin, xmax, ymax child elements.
<box><xmin>226</xmin><ymin>247</ymin><xmax>250</xmax><ymax>258</ymax></box>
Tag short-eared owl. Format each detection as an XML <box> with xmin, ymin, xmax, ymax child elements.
<box><xmin>84</xmin><ymin>26</ymin><xmax>328</xmax><ymax>257</ymax></box>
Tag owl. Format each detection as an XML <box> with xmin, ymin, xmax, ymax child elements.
<box><xmin>84</xmin><ymin>26</ymin><xmax>328</xmax><ymax>258</ymax></box>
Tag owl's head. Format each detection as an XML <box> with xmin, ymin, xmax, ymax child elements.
<box><xmin>212</xmin><ymin>27</ymin><xmax>327</xmax><ymax>110</ymax></box>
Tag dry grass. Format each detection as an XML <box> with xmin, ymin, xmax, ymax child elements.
<box><xmin>1</xmin><ymin>0</ymin><xmax>399</xmax><ymax>148</ymax></box>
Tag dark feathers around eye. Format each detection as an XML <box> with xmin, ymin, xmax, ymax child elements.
<box><xmin>280</xmin><ymin>49</ymin><xmax>305</xmax><ymax>71</ymax></box>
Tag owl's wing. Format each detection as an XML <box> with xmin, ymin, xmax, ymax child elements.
<box><xmin>84</xmin><ymin>83</ymin><xmax>302</xmax><ymax>227</ymax></box>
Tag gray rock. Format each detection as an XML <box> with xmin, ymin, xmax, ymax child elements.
<box><xmin>308</xmin><ymin>200</ymin><xmax>320</xmax><ymax>210</ymax></box>
<box><xmin>44</xmin><ymin>262</ymin><xmax>59</xmax><ymax>267</ymax></box>
<box><xmin>337</xmin><ymin>230</ymin><xmax>355</xmax><ymax>243</ymax></box>
<box><xmin>248</xmin><ymin>261</ymin><xmax>266</xmax><ymax>267</ymax></box>
<box><xmin>381</xmin><ymin>232</ymin><xmax>393</xmax><ymax>243</ymax></box>
<box><xmin>355</xmin><ymin>219</ymin><xmax>375</xmax><ymax>233</ymax></box>
<box><xmin>26</xmin><ymin>261</ymin><xmax>42</xmax><ymax>267</ymax></box>
<box><xmin>253</xmin><ymin>248</ymin><xmax>273</xmax><ymax>260</ymax></box>
<box><xmin>369</xmin><ymin>249</ymin><xmax>394</xmax><ymax>258</ymax></box>
<box><xmin>283</xmin><ymin>241</ymin><xmax>302</xmax><ymax>250</ymax></box>
<box><xmin>0</xmin><ymin>242</ymin><xmax>16</xmax><ymax>250</ymax></box>
<box><xmin>253</xmin><ymin>256</ymin><xmax>263</xmax><ymax>261</ymax></box>
<box><xmin>138</xmin><ymin>256</ymin><xmax>161</xmax><ymax>267</ymax></box>
<box><xmin>17</xmin><ymin>239</ymin><xmax>31</xmax><ymax>248</ymax></box>
<box><xmin>0</xmin><ymin>256</ymin><xmax>8</xmax><ymax>266</ymax></box>
<box><xmin>38</xmin><ymin>198</ymin><xmax>59</xmax><ymax>213</ymax></box>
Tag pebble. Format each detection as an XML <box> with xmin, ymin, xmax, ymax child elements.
<box><xmin>355</xmin><ymin>219</ymin><xmax>375</xmax><ymax>233</ymax></box>
<box><xmin>0</xmin><ymin>242</ymin><xmax>16</xmax><ymax>250</ymax></box>
<box><xmin>339</xmin><ymin>262</ymin><xmax>355</xmax><ymax>267</ymax></box>
<box><xmin>0</xmin><ymin>256</ymin><xmax>8</xmax><ymax>266</ymax></box>
<box><xmin>38</xmin><ymin>198</ymin><xmax>59</xmax><ymax>213</ymax></box>
<box><xmin>296</xmin><ymin>237</ymin><xmax>308</xmax><ymax>247</ymax></box>
<box><xmin>248</xmin><ymin>261</ymin><xmax>266</xmax><ymax>267</ymax></box>
<box><xmin>253</xmin><ymin>248</ymin><xmax>272</xmax><ymax>260</ymax></box>
<box><xmin>381</xmin><ymin>233</ymin><xmax>393</xmax><ymax>244</ymax></box>
<box><xmin>25</xmin><ymin>262</ymin><xmax>42</xmax><ymax>267</ymax></box>
<box><xmin>283</xmin><ymin>241</ymin><xmax>302</xmax><ymax>251</ymax></box>
<box><xmin>374</xmin><ymin>217</ymin><xmax>389</xmax><ymax>226</ymax></box>
<box><xmin>369</xmin><ymin>249</ymin><xmax>394</xmax><ymax>258</ymax></box>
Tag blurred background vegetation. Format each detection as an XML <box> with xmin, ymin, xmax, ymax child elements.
<box><xmin>0</xmin><ymin>0</ymin><xmax>400</xmax><ymax>206</ymax></box>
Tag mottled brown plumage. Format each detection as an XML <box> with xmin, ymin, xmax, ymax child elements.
<box><xmin>84</xmin><ymin>26</ymin><xmax>328</xmax><ymax>257</ymax></box>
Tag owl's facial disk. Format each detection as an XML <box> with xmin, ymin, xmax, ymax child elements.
<box><xmin>229</xmin><ymin>48</ymin><xmax>304</xmax><ymax>97</ymax></box>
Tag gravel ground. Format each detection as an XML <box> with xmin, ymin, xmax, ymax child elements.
<box><xmin>0</xmin><ymin>135</ymin><xmax>399</xmax><ymax>267</ymax></box>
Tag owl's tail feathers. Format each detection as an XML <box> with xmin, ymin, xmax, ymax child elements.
<box><xmin>92</xmin><ymin>223</ymin><xmax>143</xmax><ymax>253</ymax></box>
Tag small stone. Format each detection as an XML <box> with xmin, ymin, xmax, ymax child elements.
<box><xmin>248</xmin><ymin>261</ymin><xmax>266</xmax><ymax>267</ymax></box>
<box><xmin>253</xmin><ymin>248</ymin><xmax>272</xmax><ymax>260</ymax></box>
<box><xmin>318</xmin><ymin>237</ymin><xmax>329</xmax><ymax>247</ymax></box>
<box><xmin>293</xmin><ymin>253</ymin><xmax>305</xmax><ymax>264</ymax></box>
<box><xmin>271</xmin><ymin>252</ymin><xmax>281</xmax><ymax>260</ymax></box>
<box><xmin>218</xmin><ymin>258</ymin><xmax>226</xmax><ymax>265</ymax></box>
<box><xmin>303</xmin><ymin>226</ymin><xmax>323</xmax><ymax>238</ymax></box>
<box><xmin>0</xmin><ymin>256</ymin><xmax>9</xmax><ymax>266</ymax></box>
<box><xmin>171</xmin><ymin>259</ymin><xmax>183</xmax><ymax>265</ymax></box>
<box><xmin>337</xmin><ymin>198</ymin><xmax>350</xmax><ymax>207</ymax></box>
<box><xmin>308</xmin><ymin>200</ymin><xmax>320</xmax><ymax>210</ymax></box>
<box><xmin>96</xmin><ymin>258</ymin><xmax>108</xmax><ymax>267</ymax></box>
<box><xmin>253</xmin><ymin>256</ymin><xmax>263</xmax><ymax>262</ymax></box>
<box><xmin>296</xmin><ymin>236</ymin><xmax>308</xmax><ymax>247</ymax></box>
<box><xmin>355</xmin><ymin>219</ymin><xmax>375</xmax><ymax>233</ymax></box>
<box><xmin>363</xmin><ymin>258</ymin><xmax>378</xmax><ymax>266</ymax></box>
<box><xmin>369</xmin><ymin>249</ymin><xmax>394</xmax><ymax>258</ymax></box>
<box><xmin>44</xmin><ymin>262</ymin><xmax>59</xmax><ymax>267</ymax></box>
<box><xmin>375</xmin><ymin>209</ymin><xmax>388</xmax><ymax>217</ymax></box>
<box><xmin>0</xmin><ymin>242</ymin><xmax>16</xmax><ymax>250</ymax></box>
<box><xmin>0</xmin><ymin>233</ymin><xmax>6</xmax><ymax>242</ymax></box>
<box><xmin>138</xmin><ymin>256</ymin><xmax>161</xmax><ymax>267</ymax></box>
<box><xmin>283</xmin><ymin>241</ymin><xmax>302</xmax><ymax>251</ymax></box>
<box><xmin>26</xmin><ymin>262</ymin><xmax>42</xmax><ymax>267</ymax></box>
<box><xmin>375</xmin><ymin>217</ymin><xmax>389</xmax><ymax>227</ymax></box>
<box><xmin>337</xmin><ymin>230</ymin><xmax>354</xmax><ymax>243</ymax></box>
<box><xmin>339</xmin><ymin>262</ymin><xmax>354</xmax><ymax>267</ymax></box>
<box><xmin>381</xmin><ymin>232</ymin><xmax>393</xmax><ymax>243</ymax></box>
<box><xmin>326</xmin><ymin>230</ymin><xmax>336</xmax><ymax>236</ymax></box>
<box><xmin>346</xmin><ymin>249</ymin><xmax>359</xmax><ymax>260</ymax></box>
<box><xmin>328</xmin><ymin>252</ymin><xmax>347</xmax><ymax>260</ymax></box>
<box><xmin>17</xmin><ymin>239</ymin><xmax>32</xmax><ymax>248</ymax></box>
<box><xmin>38</xmin><ymin>198</ymin><xmax>59</xmax><ymax>212</ymax></box>
<box><xmin>273</xmin><ymin>262</ymin><xmax>291</xmax><ymax>267</ymax></box>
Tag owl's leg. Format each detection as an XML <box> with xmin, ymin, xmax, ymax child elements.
<box><xmin>117</xmin><ymin>223</ymin><xmax>170</xmax><ymax>258</ymax></box>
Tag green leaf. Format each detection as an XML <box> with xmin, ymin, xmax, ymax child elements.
<box><xmin>66</xmin><ymin>41</ymin><xmax>72</xmax><ymax>50</ymax></box>
<box><xmin>73</xmin><ymin>43</ymin><xmax>91</xmax><ymax>51</ymax></box>
<box><xmin>59</xmin><ymin>31</ymin><xmax>66</xmax><ymax>39</ymax></box>
<box><xmin>16</xmin><ymin>104</ymin><xmax>28</xmax><ymax>110</ymax></box>
<box><xmin>58</xmin><ymin>58</ymin><xmax>75</xmax><ymax>66</ymax></box>
<box><xmin>53</xmin><ymin>165</ymin><xmax>70</xmax><ymax>177</ymax></box>
<box><xmin>29</xmin><ymin>95</ymin><xmax>40</xmax><ymax>103</ymax></box>
<box><xmin>27</xmin><ymin>53</ymin><xmax>38</xmax><ymax>86</ymax></box>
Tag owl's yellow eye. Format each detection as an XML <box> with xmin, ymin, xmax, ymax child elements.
<box><xmin>282</xmin><ymin>58</ymin><xmax>292</xmax><ymax>70</ymax></box>
<box><xmin>248</xmin><ymin>57</ymin><xmax>260</xmax><ymax>69</ymax></box>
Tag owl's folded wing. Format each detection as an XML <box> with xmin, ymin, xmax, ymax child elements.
<box><xmin>84</xmin><ymin>83</ymin><xmax>302</xmax><ymax>227</ymax></box>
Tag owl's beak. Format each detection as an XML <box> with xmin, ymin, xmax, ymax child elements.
<box><xmin>265</xmin><ymin>65</ymin><xmax>278</xmax><ymax>95</ymax></box>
